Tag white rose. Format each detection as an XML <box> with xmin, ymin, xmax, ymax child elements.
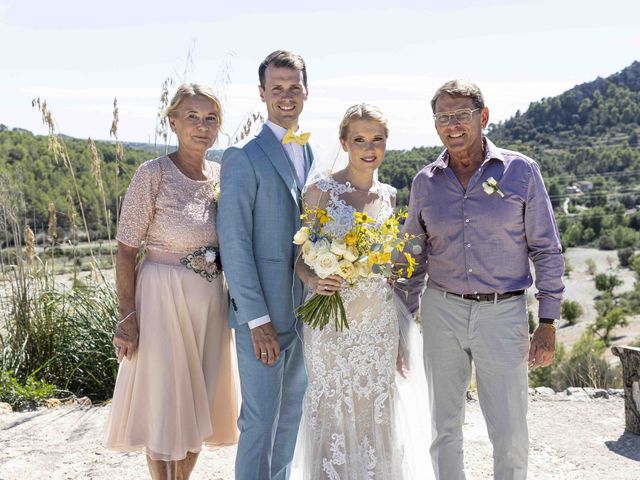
<box><xmin>313</xmin><ymin>251</ymin><xmax>340</xmax><ymax>279</ymax></box>
<box><xmin>302</xmin><ymin>240</ymin><xmax>317</xmax><ymax>263</ymax></box>
<box><xmin>330</xmin><ymin>239</ymin><xmax>348</xmax><ymax>257</ymax></box>
<box><xmin>342</xmin><ymin>246</ymin><xmax>358</xmax><ymax>263</ymax></box>
<box><xmin>293</xmin><ymin>226</ymin><xmax>311</xmax><ymax>245</ymax></box>
<box><xmin>337</xmin><ymin>259</ymin><xmax>357</xmax><ymax>282</ymax></box>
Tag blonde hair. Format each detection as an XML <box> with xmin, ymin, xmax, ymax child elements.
<box><xmin>165</xmin><ymin>83</ymin><xmax>223</xmax><ymax>125</ymax></box>
<box><xmin>430</xmin><ymin>80</ymin><xmax>485</xmax><ymax>113</ymax></box>
<box><xmin>339</xmin><ymin>103</ymin><xmax>389</xmax><ymax>140</ymax></box>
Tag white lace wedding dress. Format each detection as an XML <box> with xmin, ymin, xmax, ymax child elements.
<box><xmin>297</xmin><ymin>176</ymin><xmax>408</xmax><ymax>480</ymax></box>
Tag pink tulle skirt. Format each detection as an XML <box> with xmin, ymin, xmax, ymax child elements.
<box><xmin>104</xmin><ymin>250</ymin><xmax>239</xmax><ymax>461</ymax></box>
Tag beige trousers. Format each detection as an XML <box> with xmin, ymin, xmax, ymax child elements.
<box><xmin>421</xmin><ymin>287</ymin><xmax>530</xmax><ymax>480</ymax></box>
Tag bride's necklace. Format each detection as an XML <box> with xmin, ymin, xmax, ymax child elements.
<box><xmin>345</xmin><ymin>180</ymin><xmax>378</xmax><ymax>194</ymax></box>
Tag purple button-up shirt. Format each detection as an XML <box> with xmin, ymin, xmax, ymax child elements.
<box><xmin>402</xmin><ymin>137</ymin><xmax>564</xmax><ymax>319</ymax></box>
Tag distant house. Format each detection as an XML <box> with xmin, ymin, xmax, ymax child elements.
<box><xmin>565</xmin><ymin>185</ymin><xmax>582</xmax><ymax>194</ymax></box>
<box><xmin>576</xmin><ymin>181</ymin><xmax>594</xmax><ymax>191</ymax></box>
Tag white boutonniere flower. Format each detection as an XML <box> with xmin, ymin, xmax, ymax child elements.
<box><xmin>482</xmin><ymin>177</ymin><xmax>505</xmax><ymax>198</ymax></box>
<box><xmin>211</xmin><ymin>181</ymin><xmax>220</xmax><ymax>203</ymax></box>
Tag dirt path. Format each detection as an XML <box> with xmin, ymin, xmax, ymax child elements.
<box><xmin>1</xmin><ymin>391</ymin><xmax>638</xmax><ymax>480</ymax></box>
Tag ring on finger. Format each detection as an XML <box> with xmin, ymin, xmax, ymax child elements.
<box><xmin>260</xmin><ymin>352</ymin><xmax>268</xmax><ymax>358</ymax></box>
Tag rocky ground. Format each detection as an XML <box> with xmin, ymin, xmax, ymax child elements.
<box><xmin>1</xmin><ymin>388</ymin><xmax>638</xmax><ymax>480</ymax></box>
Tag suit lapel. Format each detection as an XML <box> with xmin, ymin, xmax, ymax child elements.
<box><xmin>255</xmin><ymin>125</ymin><xmax>300</xmax><ymax>208</ymax></box>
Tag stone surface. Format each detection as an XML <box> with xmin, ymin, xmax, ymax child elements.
<box><xmin>0</xmin><ymin>394</ymin><xmax>638</xmax><ymax>479</ymax></box>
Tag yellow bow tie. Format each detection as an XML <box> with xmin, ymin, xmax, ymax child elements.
<box><xmin>282</xmin><ymin>129</ymin><xmax>311</xmax><ymax>146</ymax></box>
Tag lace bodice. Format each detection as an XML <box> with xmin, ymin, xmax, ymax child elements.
<box><xmin>313</xmin><ymin>176</ymin><xmax>396</xmax><ymax>239</ymax></box>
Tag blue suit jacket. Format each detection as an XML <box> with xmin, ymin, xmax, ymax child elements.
<box><xmin>217</xmin><ymin>125</ymin><xmax>312</xmax><ymax>333</ymax></box>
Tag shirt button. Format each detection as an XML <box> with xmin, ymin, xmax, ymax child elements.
<box><xmin>468</xmin><ymin>268</ymin><xmax>473</xmax><ymax>273</ymax></box>
<box><xmin>465</xmin><ymin>219</ymin><xmax>470</xmax><ymax>223</ymax></box>
<box><xmin>473</xmin><ymin>291</ymin><xmax>478</xmax><ymax>294</ymax></box>
<box><xmin>466</xmin><ymin>243</ymin><xmax>471</xmax><ymax>248</ymax></box>
<box><xmin>463</xmin><ymin>195</ymin><xmax>467</xmax><ymax>200</ymax></box>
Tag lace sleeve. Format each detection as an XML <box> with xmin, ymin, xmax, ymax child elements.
<box><xmin>116</xmin><ymin>158</ymin><xmax>162</xmax><ymax>248</ymax></box>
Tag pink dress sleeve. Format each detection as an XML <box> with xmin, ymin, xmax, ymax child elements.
<box><xmin>116</xmin><ymin>159</ymin><xmax>161</xmax><ymax>248</ymax></box>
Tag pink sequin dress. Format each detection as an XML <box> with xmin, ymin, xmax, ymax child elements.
<box><xmin>104</xmin><ymin>155</ymin><xmax>238</xmax><ymax>461</ymax></box>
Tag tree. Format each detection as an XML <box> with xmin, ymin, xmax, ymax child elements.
<box><xmin>592</xmin><ymin>301</ymin><xmax>628</xmax><ymax>345</ymax></box>
<box><xmin>594</xmin><ymin>273</ymin><xmax>623</xmax><ymax>295</ymax></box>
<box><xmin>561</xmin><ymin>300</ymin><xmax>583</xmax><ymax>325</ymax></box>
<box><xmin>618</xmin><ymin>248</ymin><xmax>635</xmax><ymax>268</ymax></box>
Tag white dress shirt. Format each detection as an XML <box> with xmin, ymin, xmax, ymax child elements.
<box><xmin>248</xmin><ymin>120</ymin><xmax>307</xmax><ymax>330</ymax></box>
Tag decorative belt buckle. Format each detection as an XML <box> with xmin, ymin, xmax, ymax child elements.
<box><xmin>180</xmin><ymin>246</ymin><xmax>222</xmax><ymax>282</ymax></box>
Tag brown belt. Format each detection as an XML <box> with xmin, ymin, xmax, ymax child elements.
<box><xmin>446</xmin><ymin>290</ymin><xmax>525</xmax><ymax>302</ymax></box>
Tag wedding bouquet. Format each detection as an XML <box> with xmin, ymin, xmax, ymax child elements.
<box><xmin>293</xmin><ymin>207</ymin><xmax>422</xmax><ymax>331</ymax></box>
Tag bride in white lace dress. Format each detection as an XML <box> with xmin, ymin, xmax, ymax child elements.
<box><xmin>294</xmin><ymin>104</ymin><xmax>432</xmax><ymax>480</ymax></box>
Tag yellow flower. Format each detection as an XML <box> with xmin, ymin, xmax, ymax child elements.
<box><xmin>404</xmin><ymin>252</ymin><xmax>417</xmax><ymax>278</ymax></box>
<box><xmin>318</xmin><ymin>210</ymin><xmax>331</xmax><ymax>225</ymax></box>
<box><xmin>345</xmin><ymin>230</ymin><xmax>358</xmax><ymax>246</ymax></box>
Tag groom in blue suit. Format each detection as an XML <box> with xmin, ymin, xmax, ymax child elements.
<box><xmin>218</xmin><ymin>50</ymin><xmax>312</xmax><ymax>480</ymax></box>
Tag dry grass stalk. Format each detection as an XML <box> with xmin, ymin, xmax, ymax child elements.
<box><xmin>88</xmin><ymin>138</ymin><xmax>105</xmax><ymax>197</ymax></box>
<box><xmin>109</xmin><ymin>98</ymin><xmax>124</xmax><ymax>226</ymax></box>
<box><xmin>24</xmin><ymin>225</ymin><xmax>35</xmax><ymax>269</ymax></box>
<box><xmin>65</xmin><ymin>190</ymin><xmax>77</xmax><ymax>242</ymax></box>
<box><xmin>31</xmin><ymin>97</ymin><xmax>95</xmax><ymax>260</ymax></box>
<box><xmin>232</xmin><ymin>112</ymin><xmax>265</xmax><ymax>145</ymax></box>
<box><xmin>47</xmin><ymin>202</ymin><xmax>57</xmax><ymax>247</ymax></box>
<box><xmin>154</xmin><ymin>78</ymin><xmax>174</xmax><ymax>156</ymax></box>
<box><xmin>88</xmin><ymin>138</ymin><xmax>114</xmax><ymax>263</ymax></box>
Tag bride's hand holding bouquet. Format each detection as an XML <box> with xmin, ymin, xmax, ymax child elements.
<box><xmin>293</xmin><ymin>206</ymin><xmax>421</xmax><ymax>331</ymax></box>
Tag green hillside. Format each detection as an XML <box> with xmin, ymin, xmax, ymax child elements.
<box><xmin>0</xmin><ymin>126</ymin><xmax>150</xmax><ymax>246</ymax></box>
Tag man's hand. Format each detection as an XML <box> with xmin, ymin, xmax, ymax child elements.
<box><xmin>251</xmin><ymin>322</ymin><xmax>281</xmax><ymax>365</ymax></box>
<box><xmin>528</xmin><ymin>323</ymin><xmax>556</xmax><ymax>369</ymax></box>
<box><xmin>113</xmin><ymin>313</ymin><xmax>139</xmax><ymax>362</ymax></box>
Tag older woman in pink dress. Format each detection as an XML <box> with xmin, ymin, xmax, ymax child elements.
<box><xmin>104</xmin><ymin>83</ymin><xmax>238</xmax><ymax>479</ymax></box>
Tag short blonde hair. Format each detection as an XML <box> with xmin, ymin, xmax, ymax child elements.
<box><xmin>430</xmin><ymin>80</ymin><xmax>485</xmax><ymax>113</ymax></box>
<box><xmin>165</xmin><ymin>83</ymin><xmax>223</xmax><ymax>125</ymax></box>
<box><xmin>339</xmin><ymin>103</ymin><xmax>389</xmax><ymax>140</ymax></box>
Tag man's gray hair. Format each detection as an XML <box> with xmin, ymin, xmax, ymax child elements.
<box><xmin>430</xmin><ymin>80</ymin><xmax>485</xmax><ymax>112</ymax></box>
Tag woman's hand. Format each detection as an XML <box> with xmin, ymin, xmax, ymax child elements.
<box><xmin>307</xmin><ymin>274</ymin><xmax>343</xmax><ymax>296</ymax></box>
<box><xmin>113</xmin><ymin>312</ymin><xmax>139</xmax><ymax>361</ymax></box>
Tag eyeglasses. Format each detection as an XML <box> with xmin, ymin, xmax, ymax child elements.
<box><xmin>433</xmin><ymin>108</ymin><xmax>481</xmax><ymax>125</ymax></box>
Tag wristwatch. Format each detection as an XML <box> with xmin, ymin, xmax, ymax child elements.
<box><xmin>539</xmin><ymin>318</ymin><xmax>556</xmax><ymax>327</ymax></box>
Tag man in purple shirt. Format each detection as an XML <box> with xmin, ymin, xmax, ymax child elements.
<box><xmin>402</xmin><ymin>80</ymin><xmax>564</xmax><ymax>479</ymax></box>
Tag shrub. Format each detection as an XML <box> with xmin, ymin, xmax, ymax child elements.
<box><xmin>0</xmin><ymin>370</ymin><xmax>57</xmax><ymax>410</ymax></box>
<box><xmin>594</xmin><ymin>273</ymin><xmax>623</xmax><ymax>294</ymax></box>
<box><xmin>529</xmin><ymin>332</ymin><xmax>622</xmax><ymax>390</ymax></box>
<box><xmin>599</xmin><ymin>235</ymin><xmax>617</xmax><ymax>250</ymax></box>
<box><xmin>1</xmin><ymin>263</ymin><xmax>119</xmax><ymax>401</ymax></box>
<box><xmin>585</xmin><ymin>258</ymin><xmax>597</xmax><ymax>276</ymax></box>
<box><xmin>561</xmin><ymin>300</ymin><xmax>583</xmax><ymax>325</ymax></box>
<box><xmin>617</xmin><ymin>247</ymin><xmax>635</xmax><ymax>268</ymax></box>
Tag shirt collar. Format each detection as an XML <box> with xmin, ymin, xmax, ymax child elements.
<box><xmin>266</xmin><ymin>120</ymin><xmax>302</xmax><ymax>142</ymax></box>
<box><xmin>432</xmin><ymin>137</ymin><xmax>506</xmax><ymax>171</ymax></box>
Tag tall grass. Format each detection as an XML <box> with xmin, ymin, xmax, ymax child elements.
<box><xmin>1</xmin><ymin>99</ymin><xmax>120</xmax><ymax>408</ymax></box>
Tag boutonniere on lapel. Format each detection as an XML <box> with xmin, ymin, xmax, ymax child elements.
<box><xmin>482</xmin><ymin>177</ymin><xmax>504</xmax><ymax>198</ymax></box>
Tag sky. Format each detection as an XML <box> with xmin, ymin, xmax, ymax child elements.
<box><xmin>1</xmin><ymin>0</ymin><xmax>639</xmax><ymax>150</ymax></box>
